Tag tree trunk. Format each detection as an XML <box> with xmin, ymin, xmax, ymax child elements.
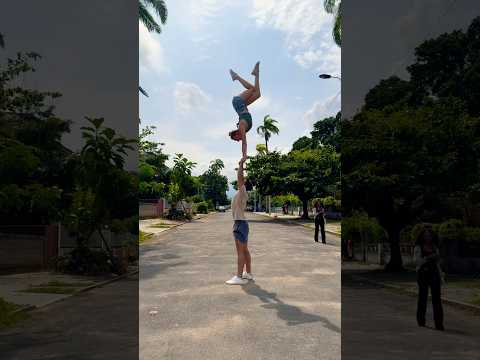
<box><xmin>301</xmin><ymin>199</ymin><xmax>309</xmax><ymax>219</ymax></box>
<box><xmin>385</xmin><ymin>229</ymin><xmax>404</xmax><ymax>272</ymax></box>
<box><xmin>265</xmin><ymin>137</ymin><xmax>269</xmax><ymax>152</ymax></box>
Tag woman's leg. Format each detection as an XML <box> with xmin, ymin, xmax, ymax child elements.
<box><xmin>416</xmin><ymin>273</ymin><xmax>428</xmax><ymax>326</ymax></box>
<box><xmin>245</xmin><ymin>246</ymin><xmax>251</xmax><ymax>274</ymax></box>
<box><xmin>236</xmin><ymin>240</ymin><xmax>247</xmax><ymax>277</ymax></box>
<box><xmin>245</xmin><ymin>64</ymin><xmax>261</xmax><ymax>106</ymax></box>
<box><xmin>431</xmin><ymin>277</ymin><xmax>444</xmax><ymax>329</ymax></box>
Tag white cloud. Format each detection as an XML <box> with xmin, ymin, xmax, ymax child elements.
<box><xmin>250</xmin><ymin>0</ymin><xmax>340</xmax><ymax>74</ymax></box>
<box><xmin>174</xmin><ymin>82</ymin><xmax>212</xmax><ymax>114</ymax></box>
<box><xmin>139</xmin><ymin>22</ymin><xmax>166</xmax><ymax>75</ymax></box>
<box><xmin>303</xmin><ymin>91</ymin><xmax>341</xmax><ymax>128</ymax></box>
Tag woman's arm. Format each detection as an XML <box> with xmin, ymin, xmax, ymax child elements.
<box><xmin>414</xmin><ymin>245</ymin><xmax>426</xmax><ymax>270</ymax></box>
<box><xmin>237</xmin><ymin>158</ymin><xmax>245</xmax><ymax>188</ymax></box>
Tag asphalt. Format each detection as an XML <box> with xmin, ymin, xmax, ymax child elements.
<box><xmin>0</xmin><ymin>274</ymin><xmax>139</xmax><ymax>360</ymax></box>
<box><xmin>140</xmin><ymin>211</ymin><xmax>341</xmax><ymax>360</ymax></box>
<box><xmin>342</xmin><ymin>272</ymin><xmax>480</xmax><ymax>360</ymax></box>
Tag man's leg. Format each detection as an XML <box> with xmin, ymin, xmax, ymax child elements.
<box><xmin>236</xmin><ymin>240</ymin><xmax>247</xmax><ymax>277</ymax></box>
<box><xmin>314</xmin><ymin>215</ymin><xmax>320</xmax><ymax>242</ymax></box>
<box><xmin>245</xmin><ymin>247</ymin><xmax>251</xmax><ymax>274</ymax></box>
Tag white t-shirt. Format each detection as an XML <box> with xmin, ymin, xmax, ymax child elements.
<box><xmin>231</xmin><ymin>185</ymin><xmax>247</xmax><ymax>220</ymax></box>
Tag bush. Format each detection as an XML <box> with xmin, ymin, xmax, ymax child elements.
<box><xmin>53</xmin><ymin>247</ymin><xmax>114</xmax><ymax>275</ymax></box>
<box><xmin>188</xmin><ymin>195</ymin><xmax>204</xmax><ymax>203</ymax></box>
<box><xmin>464</xmin><ymin>227</ymin><xmax>480</xmax><ymax>243</ymax></box>
<box><xmin>206</xmin><ymin>199</ymin><xmax>215</xmax><ymax>211</ymax></box>
<box><xmin>342</xmin><ymin>211</ymin><xmax>387</xmax><ymax>244</ymax></box>
<box><xmin>196</xmin><ymin>202</ymin><xmax>208</xmax><ymax>214</ymax></box>
<box><xmin>166</xmin><ymin>209</ymin><xmax>192</xmax><ymax>221</ymax></box>
<box><xmin>438</xmin><ymin>219</ymin><xmax>464</xmax><ymax>243</ymax></box>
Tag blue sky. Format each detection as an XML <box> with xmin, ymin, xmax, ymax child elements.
<box><xmin>139</xmin><ymin>0</ymin><xmax>341</xmax><ymax>195</ymax></box>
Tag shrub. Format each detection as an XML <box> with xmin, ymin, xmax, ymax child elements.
<box><xmin>166</xmin><ymin>209</ymin><xmax>192</xmax><ymax>221</ymax></box>
<box><xmin>342</xmin><ymin>211</ymin><xmax>387</xmax><ymax>244</ymax></box>
<box><xmin>464</xmin><ymin>227</ymin><xmax>480</xmax><ymax>243</ymax></box>
<box><xmin>196</xmin><ymin>202</ymin><xmax>208</xmax><ymax>214</ymax></box>
<box><xmin>53</xmin><ymin>247</ymin><xmax>114</xmax><ymax>275</ymax></box>
<box><xmin>438</xmin><ymin>219</ymin><xmax>464</xmax><ymax>243</ymax></box>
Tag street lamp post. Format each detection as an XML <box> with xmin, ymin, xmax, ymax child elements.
<box><xmin>318</xmin><ymin>73</ymin><xmax>341</xmax><ymax>80</ymax></box>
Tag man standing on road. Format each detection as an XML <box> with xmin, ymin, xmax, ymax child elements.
<box><xmin>314</xmin><ymin>201</ymin><xmax>326</xmax><ymax>244</ymax></box>
<box><xmin>226</xmin><ymin>157</ymin><xmax>254</xmax><ymax>285</ymax></box>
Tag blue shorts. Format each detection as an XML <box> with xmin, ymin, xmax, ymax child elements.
<box><xmin>232</xmin><ymin>96</ymin><xmax>248</xmax><ymax>115</ymax></box>
<box><xmin>232</xmin><ymin>96</ymin><xmax>253</xmax><ymax>132</ymax></box>
<box><xmin>233</xmin><ymin>220</ymin><xmax>249</xmax><ymax>244</ymax></box>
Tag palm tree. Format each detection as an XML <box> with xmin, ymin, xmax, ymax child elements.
<box><xmin>139</xmin><ymin>1</ymin><xmax>167</xmax><ymax>98</ymax></box>
<box><xmin>257</xmin><ymin>115</ymin><xmax>280</xmax><ymax>152</ymax></box>
<box><xmin>139</xmin><ymin>0</ymin><xmax>168</xmax><ymax>34</ymax></box>
<box><xmin>324</xmin><ymin>0</ymin><xmax>341</xmax><ymax>46</ymax></box>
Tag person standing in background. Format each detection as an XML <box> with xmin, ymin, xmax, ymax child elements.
<box><xmin>314</xmin><ymin>201</ymin><xmax>326</xmax><ymax>244</ymax></box>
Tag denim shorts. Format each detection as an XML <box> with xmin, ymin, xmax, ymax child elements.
<box><xmin>233</xmin><ymin>220</ymin><xmax>249</xmax><ymax>244</ymax></box>
<box><xmin>232</xmin><ymin>96</ymin><xmax>248</xmax><ymax>115</ymax></box>
<box><xmin>232</xmin><ymin>96</ymin><xmax>252</xmax><ymax>132</ymax></box>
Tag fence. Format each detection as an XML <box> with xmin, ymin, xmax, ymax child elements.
<box><xmin>139</xmin><ymin>198</ymin><xmax>168</xmax><ymax>218</ymax></box>
<box><xmin>0</xmin><ymin>224</ymin><xmax>58</xmax><ymax>271</ymax></box>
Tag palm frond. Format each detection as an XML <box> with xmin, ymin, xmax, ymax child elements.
<box><xmin>323</xmin><ymin>0</ymin><xmax>337</xmax><ymax>14</ymax></box>
<box><xmin>143</xmin><ymin>0</ymin><xmax>168</xmax><ymax>24</ymax></box>
<box><xmin>139</xmin><ymin>2</ymin><xmax>162</xmax><ymax>33</ymax></box>
<box><xmin>333</xmin><ymin>3</ymin><xmax>342</xmax><ymax>46</ymax></box>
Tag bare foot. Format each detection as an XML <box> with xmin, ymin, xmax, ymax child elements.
<box><xmin>229</xmin><ymin>69</ymin><xmax>238</xmax><ymax>81</ymax></box>
<box><xmin>251</xmin><ymin>61</ymin><xmax>260</xmax><ymax>76</ymax></box>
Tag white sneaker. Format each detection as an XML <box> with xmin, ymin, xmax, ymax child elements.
<box><xmin>225</xmin><ymin>275</ymin><xmax>248</xmax><ymax>285</ymax></box>
<box><xmin>242</xmin><ymin>272</ymin><xmax>254</xmax><ymax>280</ymax></box>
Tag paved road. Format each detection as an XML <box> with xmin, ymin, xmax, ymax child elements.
<box><xmin>342</xmin><ymin>272</ymin><xmax>480</xmax><ymax>359</ymax></box>
<box><xmin>0</xmin><ymin>274</ymin><xmax>139</xmax><ymax>360</ymax></box>
<box><xmin>140</xmin><ymin>212</ymin><xmax>341</xmax><ymax>360</ymax></box>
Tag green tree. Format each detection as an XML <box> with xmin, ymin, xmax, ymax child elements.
<box><xmin>292</xmin><ymin>136</ymin><xmax>314</xmax><ymax>151</ymax></box>
<box><xmin>311</xmin><ymin>112</ymin><xmax>342</xmax><ymax>151</ymax></box>
<box><xmin>324</xmin><ymin>0</ymin><xmax>342</xmax><ymax>46</ymax></box>
<box><xmin>256</xmin><ymin>115</ymin><xmax>279</xmax><ymax>152</ymax></box>
<box><xmin>281</xmin><ymin>146</ymin><xmax>340</xmax><ymax>219</ymax></box>
<box><xmin>200</xmin><ymin>159</ymin><xmax>228</xmax><ymax>207</ymax></box>
<box><xmin>0</xmin><ymin>47</ymin><xmax>70</xmax><ymax>224</ymax></box>
<box><xmin>139</xmin><ymin>0</ymin><xmax>168</xmax><ymax>33</ymax></box>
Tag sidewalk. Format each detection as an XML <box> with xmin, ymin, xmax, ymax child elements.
<box><xmin>140</xmin><ymin>212</ymin><xmax>214</xmax><ymax>238</ymax></box>
<box><xmin>0</xmin><ymin>267</ymin><xmax>137</xmax><ymax>310</ymax></box>
<box><xmin>254</xmin><ymin>211</ymin><xmax>341</xmax><ymax>236</ymax></box>
<box><xmin>343</xmin><ymin>261</ymin><xmax>480</xmax><ymax>312</ymax></box>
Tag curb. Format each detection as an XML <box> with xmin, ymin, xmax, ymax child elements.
<box><xmin>352</xmin><ymin>274</ymin><xmax>480</xmax><ymax>314</ymax></box>
<box><xmin>12</xmin><ymin>269</ymin><xmax>139</xmax><ymax>315</ymax></box>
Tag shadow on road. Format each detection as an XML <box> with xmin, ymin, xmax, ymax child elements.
<box><xmin>241</xmin><ymin>282</ymin><xmax>340</xmax><ymax>332</ymax></box>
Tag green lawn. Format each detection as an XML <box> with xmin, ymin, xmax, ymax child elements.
<box><xmin>0</xmin><ymin>297</ymin><xmax>27</xmax><ymax>329</ymax></box>
<box><xmin>139</xmin><ymin>230</ymin><xmax>153</xmax><ymax>244</ymax></box>
<box><xmin>149</xmin><ymin>223</ymin><xmax>173</xmax><ymax>228</ymax></box>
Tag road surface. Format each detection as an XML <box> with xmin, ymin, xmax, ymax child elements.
<box><xmin>0</xmin><ymin>274</ymin><xmax>139</xmax><ymax>360</ymax></box>
<box><xmin>140</xmin><ymin>212</ymin><xmax>341</xmax><ymax>360</ymax></box>
<box><xmin>342</xmin><ymin>272</ymin><xmax>480</xmax><ymax>359</ymax></box>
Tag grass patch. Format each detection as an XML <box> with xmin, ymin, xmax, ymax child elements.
<box><xmin>150</xmin><ymin>223</ymin><xmax>173</xmax><ymax>229</ymax></box>
<box><xmin>0</xmin><ymin>297</ymin><xmax>28</xmax><ymax>329</ymax></box>
<box><xmin>139</xmin><ymin>231</ymin><xmax>153</xmax><ymax>244</ymax></box>
<box><xmin>447</xmin><ymin>280</ymin><xmax>480</xmax><ymax>289</ymax></box>
<box><xmin>17</xmin><ymin>280</ymin><xmax>96</xmax><ymax>294</ymax></box>
<box><xmin>469</xmin><ymin>293</ymin><xmax>480</xmax><ymax>306</ymax></box>
<box><xmin>19</xmin><ymin>287</ymin><xmax>78</xmax><ymax>294</ymax></box>
<box><xmin>37</xmin><ymin>280</ymin><xmax>94</xmax><ymax>288</ymax></box>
